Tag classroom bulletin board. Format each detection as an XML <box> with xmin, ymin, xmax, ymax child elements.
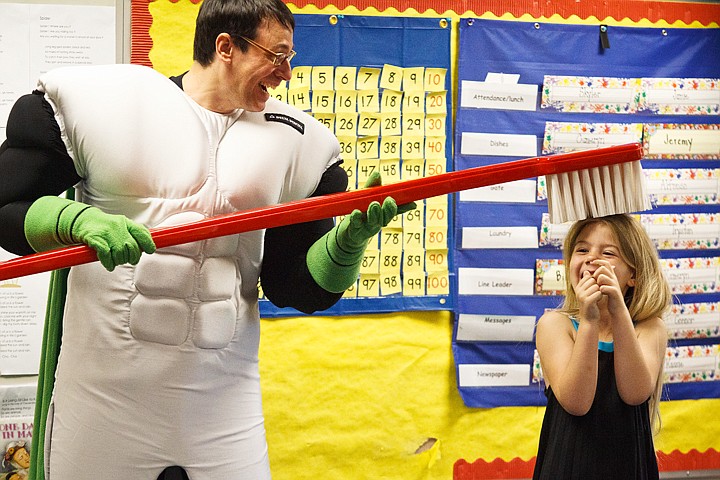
<box><xmin>453</xmin><ymin>19</ymin><xmax>720</xmax><ymax>408</ymax></box>
<box><xmin>132</xmin><ymin>0</ymin><xmax>720</xmax><ymax>478</ymax></box>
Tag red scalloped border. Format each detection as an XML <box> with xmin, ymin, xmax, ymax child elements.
<box><xmin>453</xmin><ymin>449</ymin><xmax>720</xmax><ymax>479</ymax></box>
<box><xmin>129</xmin><ymin>0</ymin><xmax>720</xmax><ymax>68</ymax></box>
<box><xmin>658</xmin><ymin>449</ymin><xmax>720</xmax><ymax>472</ymax></box>
<box><xmin>130</xmin><ymin>0</ymin><xmax>153</xmax><ymax>67</ymax></box>
<box><xmin>454</xmin><ymin>457</ymin><xmax>535</xmax><ymax>479</ymax></box>
<box><xmin>288</xmin><ymin>0</ymin><xmax>720</xmax><ymax>25</ymax></box>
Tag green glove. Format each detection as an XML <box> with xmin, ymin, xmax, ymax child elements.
<box><xmin>24</xmin><ymin>196</ymin><xmax>156</xmax><ymax>271</ymax></box>
<box><xmin>307</xmin><ymin>172</ymin><xmax>416</xmax><ymax>293</ymax></box>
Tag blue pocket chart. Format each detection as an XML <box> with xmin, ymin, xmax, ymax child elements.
<box><xmin>453</xmin><ymin>19</ymin><xmax>720</xmax><ymax>407</ymax></box>
<box><xmin>259</xmin><ymin>15</ymin><xmax>455</xmax><ymax>317</ymax></box>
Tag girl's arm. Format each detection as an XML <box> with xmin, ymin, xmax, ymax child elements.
<box><xmin>612</xmin><ymin>314</ymin><xmax>667</xmax><ymax>405</ymax></box>
<box><xmin>536</xmin><ymin>309</ymin><xmax>601</xmax><ymax>416</ymax></box>
<box><xmin>593</xmin><ymin>260</ymin><xmax>667</xmax><ymax>405</ymax></box>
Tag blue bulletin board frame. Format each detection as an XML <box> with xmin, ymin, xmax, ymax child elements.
<box><xmin>259</xmin><ymin>14</ymin><xmax>455</xmax><ymax>317</ymax></box>
<box><xmin>453</xmin><ymin>19</ymin><xmax>720</xmax><ymax>407</ymax></box>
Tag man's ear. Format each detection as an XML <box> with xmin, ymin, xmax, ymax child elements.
<box><xmin>215</xmin><ymin>33</ymin><xmax>234</xmax><ymax>62</ymax></box>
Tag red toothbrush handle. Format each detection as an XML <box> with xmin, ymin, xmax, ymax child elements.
<box><xmin>0</xmin><ymin>143</ymin><xmax>642</xmax><ymax>281</ymax></box>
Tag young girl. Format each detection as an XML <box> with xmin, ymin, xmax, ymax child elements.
<box><xmin>533</xmin><ymin>214</ymin><xmax>671</xmax><ymax>480</ymax></box>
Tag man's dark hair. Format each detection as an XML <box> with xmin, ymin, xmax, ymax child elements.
<box><xmin>193</xmin><ymin>0</ymin><xmax>295</xmax><ymax>66</ymax></box>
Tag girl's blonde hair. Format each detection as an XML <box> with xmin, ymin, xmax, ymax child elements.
<box><xmin>559</xmin><ymin>214</ymin><xmax>671</xmax><ymax>433</ymax></box>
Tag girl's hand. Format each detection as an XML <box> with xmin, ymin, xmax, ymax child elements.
<box><xmin>576</xmin><ymin>270</ymin><xmax>602</xmax><ymax>322</ymax></box>
<box><xmin>590</xmin><ymin>259</ymin><xmax>626</xmax><ymax>312</ymax></box>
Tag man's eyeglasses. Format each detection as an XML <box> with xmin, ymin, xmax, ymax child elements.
<box><xmin>239</xmin><ymin>36</ymin><xmax>296</xmax><ymax>66</ymax></box>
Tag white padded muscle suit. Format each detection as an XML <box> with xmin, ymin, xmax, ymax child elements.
<box><xmin>37</xmin><ymin>65</ymin><xmax>341</xmax><ymax>480</ymax></box>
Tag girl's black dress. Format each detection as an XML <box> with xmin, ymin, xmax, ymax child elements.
<box><xmin>533</xmin><ymin>327</ymin><xmax>660</xmax><ymax>480</ymax></box>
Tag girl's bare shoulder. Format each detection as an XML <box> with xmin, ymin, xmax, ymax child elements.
<box><xmin>536</xmin><ymin>310</ymin><xmax>572</xmax><ymax>334</ymax></box>
<box><xmin>635</xmin><ymin>315</ymin><xmax>668</xmax><ymax>337</ymax></box>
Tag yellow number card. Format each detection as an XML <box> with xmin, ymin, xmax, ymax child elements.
<box><xmin>426</xmin><ymin>207</ymin><xmax>448</xmax><ymax>232</ymax></box>
<box><xmin>380</xmin><ymin>250</ymin><xmax>402</xmax><ymax>273</ymax></box>
<box><xmin>357</xmin><ymin>90</ymin><xmax>379</xmax><ymax>113</ymax></box>
<box><xmin>424</xmin><ymin>136</ymin><xmax>446</xmax><ymax>159</ymax></box>
<box><xmin>403</xmin><ymin>113</ymin><xmax>425</xmax><ymax>137</ymax></box>
<box><xmin>287</xmin><ymin>86</ymin><xmax>311</xmax><ymax>111</ymax></box>
<box><xmin>357</xmin><ymin>67</ymin><xmax>381</xmax><ymax>89</ymax></box>
<box><xmin>335</xmin><ymin>66</ymin><xmax>357</xmax><ymax>90</ymax></box>
<box><xmin>356</xmin><ymin>136</ymin><xmax>379</xmax><ymax>159</ymax></box>
<box><xmin>380</xmin><ymin>64</ymin><xmax>403</xmax><ymax>90</ymax></box>
<box><xmin>335</xmin><ymin>112</ymin><xmax>357</xmax><ymax>136</ymax></box>
<box><xmin>357</xmin><ymin>112</ymin><xmax>381</xmax><ymax>136</ymax></box>
<box><xmin>425</xmin><ymin>226</ymin><xmax>448</xmax><ymax>249</ymax></box>
<box><xmin>357</xmin><ymin>158</ymin><xmax>379</xmax><ymax>186</ymax></box>
<box><xmin>426</xmin><ymin>91</ymin><xmax>447</xmax><ymax>114</ymax></box>
<box><xmin>401</xmin><ymin>158</ymin><xmax>425</xmax><ymax>181</ymax></box>
<box><xmin>311</xmin><ymin>66</ymin><xmax>334</xmax><ymax>90</ymax></box>
<box><xmin>337</xmin><ymin>136</ymin><xmax>357</xmax><ymax>160</ymax></box>
<box><xmin>380</xmin><ymin>158</ymin><xmax>401</xmax><ymax>184</ymax></box>
<box><xmin>335</xmin><ymin>90</ymin><xmax>357</xmax><ymax>113</ymax></box>
<box><xmin>404</xmin><ymin>228</ymin><xmax>424</xmax><ymax>250</ymax></box>
<box><xmin>358</xmin><ymin>274</ymin><xmax>380</xmax><ymax>297</ymax></box>
<box><xmin>424</xmin><ymin>68</ymin><xmax>447</xmax><ymax>92</ymax></box>
<box><xmin>403</xmin><ymin>206</ymin><xmax>425</xmax><ymax>229</ymax></box>
<box><xmin>360</xmin><ymin>249</ymin><xmax>380</xmax><ymax>274</ymax></box>
<box><xmin>425</xmin><ymin>249</ymin><xmax>449</xmax><ymax>273</ymax></box>
<box><xmin>426</xmin><ymin>201</ymin><xmax>448</xmax><ymax>228</ymax></box>
<box><xmin>427</xmin><ymin>271</ymin><xmax>449</xmax><ymax>295</ymax></box>
<box><xmin>381</xmin><ymin>113</ymin><xmax>401</xmax><ymax>136</ymax></box>
<box><xmin>425</xmin><ymin>158</ymin><xmax>446</xmax><ymax>176</ymax></box>
<box><xmin>313</xmin><ymin>113</ymin><xmax>335</xmax><ymax>131</ymax></box>
<box><xmin>381</xmin><ymin>90</ymin><xmax>403</xmax><ymax>113</ymax></box>
<box><xmin>425</xmin><ymin>114</ymin><xmax>446</xmax><ymax>137</ymax></box>
<box><xmin>403</xmin><ymin>67</ymin><xmax>425</xmax><ymax>92</ymax></box>
<box><xmin>379</xmin><ymin>136</ymin><xmax>401</xmax><ymax>159</ymax></box>
<box><xmin>402</xmin><ymin>137</ymin><xmax>424</xmax><ymax>159</ymax></box>
<box><xmin>311</xmin><ymin>90</ymin><xmax>335</xmax><ymax>114</ymax></box>
<box><xmin>403</xmin><ymin>92</ymin><xmax>425</xmax><ymax>112</ymax></box>
<box><xmin>341</xmin><ymin>158</ymin><xmax>357</xmax><ymax>190</ymax></box>
<box><xmin>381</xmin><ymin>228</ymin><xmax>403</xmax><ymax>251</ymax></box>
<box><xmin>403</xmin><ymin>272</ymin><xmax>426</xmax><ymax>296</ymax></box>
<box><xmin>289</xmin><ymin>66</ymin><xmax>312</xmax><ymax>89</ymax></box>
<box><xmin>381</xmin><ymin>273</ymin><xmax>402</xmax><ymax>296</ymax></box>
<box><xmin>384</xmin><ymin>211</ymin><xmax>402</xmax><ymax>229</ymax></box>
<box><xmin>403</xmin><ymin>249</ymin><xmax>425</xmax><ymax>272</ymax></box>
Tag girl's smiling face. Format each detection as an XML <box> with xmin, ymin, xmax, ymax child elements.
<box><xmin>568</xmin><ymin>222</ymin><xmax>636</xmax><ymax>294</ymax></box>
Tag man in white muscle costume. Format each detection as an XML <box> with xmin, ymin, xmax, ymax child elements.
<box><xmin>0</xmin><ymin>0</ymin><xmax>414</xmax><ymax>478</ymax></box>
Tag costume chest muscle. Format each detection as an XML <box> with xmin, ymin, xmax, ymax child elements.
<box><xmin>37</xmin><ymin>64</ymin><xmax>339</xmax><ymax>227</ymax></box>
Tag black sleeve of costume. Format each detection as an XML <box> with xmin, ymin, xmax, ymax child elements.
<box><xmin>260</xmin><ymin>162</ymin><xmax>348</xmax><ymax>314</ymax></box>
<box><xmin>0</xmin><ymin>92</ymin><xmax>81</xmax><ymax>255</ymax></box>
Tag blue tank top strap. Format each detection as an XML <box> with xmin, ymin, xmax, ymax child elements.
<box><xmin>570</xmin><ymin>317</ymin><xmax>614</xmax><ymax>352</ymax></box>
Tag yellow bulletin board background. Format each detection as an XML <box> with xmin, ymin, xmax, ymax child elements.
<box><xmin>137</xmin><ymin>1</ymin><xmax>720</xmax><ymax>478</ymax></box>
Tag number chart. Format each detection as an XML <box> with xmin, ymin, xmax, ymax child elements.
<box><xmin>259</xmin><ymin>15</ymin><xmax>453</xmax><ymax>317</ymax></box>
